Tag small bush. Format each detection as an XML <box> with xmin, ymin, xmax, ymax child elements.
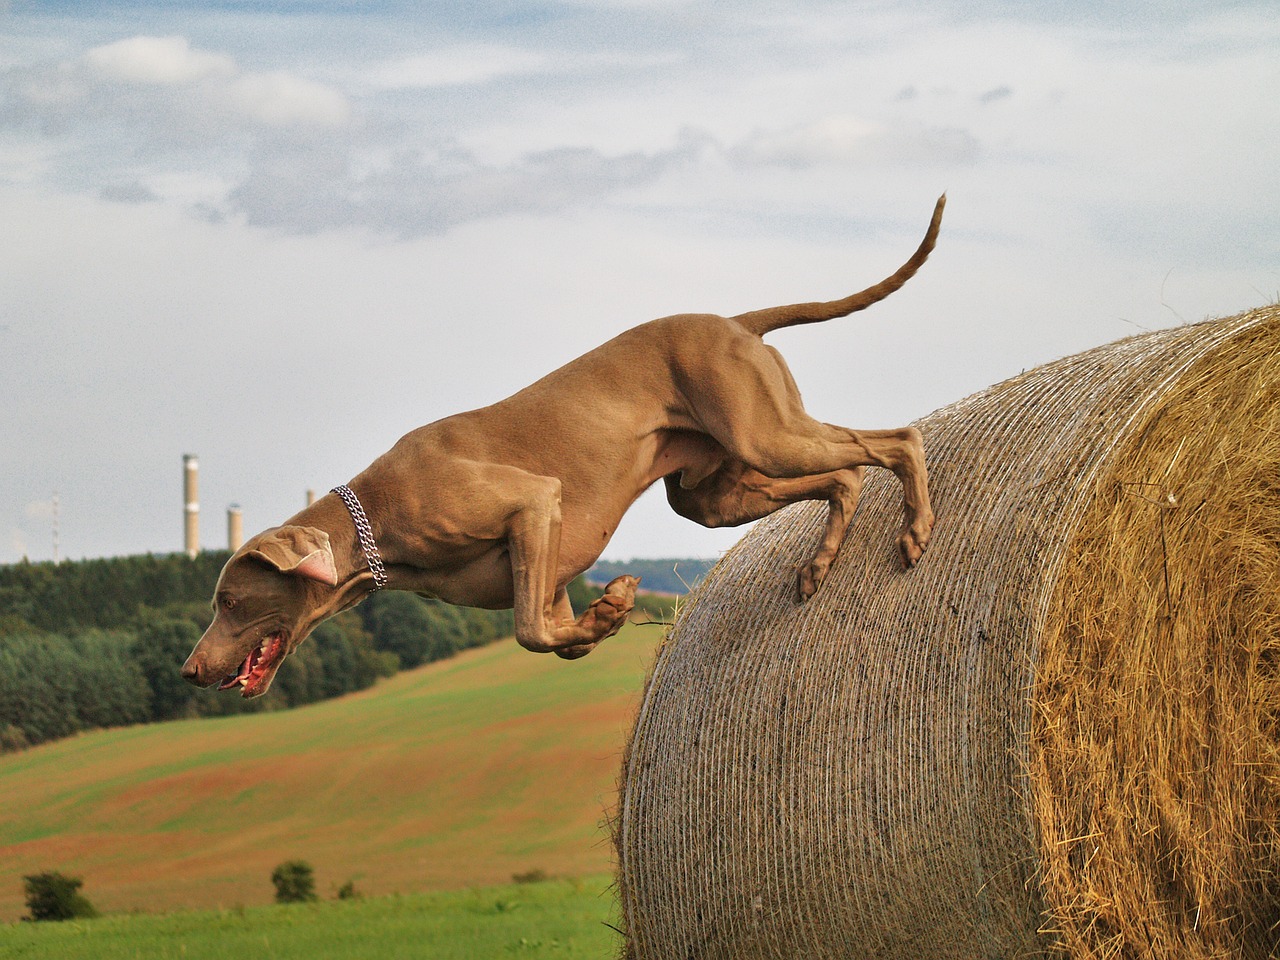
<box><xmin>335</xmin><ymin>880</ymin><xmax>360</xmax><ymax>900</ymax></box>
<box><xmin>271</xmin><ymin>860</ymin><xmax>318</xmax><ymax>904</ymax></box>
<box><xmin>512</xmin><ymin>868</ymin><xmax>550</xmax><ymax>884</ymax></box>
<box><xmin>0</xmin><ymin>722</ymin><xmax>30</xmax><ymax>754</ymax></box>
<box><xmin>23</xmin><ymin>871</ymin><xmax>98</xmax><ymax>921</ymax></box>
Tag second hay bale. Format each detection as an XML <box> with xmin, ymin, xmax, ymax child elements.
<box><xmin>615</xmin><ymin>305</ymin><xmax>1280</xmax><ymax>958</ymax></box>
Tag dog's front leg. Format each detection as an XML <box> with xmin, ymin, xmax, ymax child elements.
<box><xmin>505</xmin><ymin>473</ymin><xmax>637</xmax><ymax>656</ymax></box>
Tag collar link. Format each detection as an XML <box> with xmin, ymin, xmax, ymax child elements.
<box><xmin>331</xmin><ymin>484</ymin><xmax>389</xmax><ymax>591</ymax></box>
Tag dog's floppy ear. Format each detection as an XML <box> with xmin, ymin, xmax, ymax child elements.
<box><xmin>248</xmin><ymin>526</ymin><xmax>339</xmax><ymax>586</ymax></box>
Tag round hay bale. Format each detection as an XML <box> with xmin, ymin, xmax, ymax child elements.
<box><xmin>614</xmin><ymin>304</ymin><xmax>1280</xmax><ymax>960</ymax></box>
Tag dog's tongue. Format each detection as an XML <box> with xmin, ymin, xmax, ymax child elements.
<box><xmin>216</xmin><ymin>634</ymin><xmax>285</xmax><ymax>695</ymax></box>
<box><xmin>218</xmin><ymin>649</ymin><xmax>257</xmax><ymax>691</ymax></box>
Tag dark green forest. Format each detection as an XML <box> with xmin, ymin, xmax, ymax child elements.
<box><xmin>0</xmin><ymin>551</ymin><xmax>652</xmax><ymax>753</ymax></box>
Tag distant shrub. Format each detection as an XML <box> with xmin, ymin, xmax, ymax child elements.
<box><xmin>335</xmin><ymin>880</ymin><xmax>360</xmax><ymax>900</ymax></box>
<box><xmin>512</xmin><ymin>868</ymin><xmax>550</xmax><ymax>884</ymax></box>
<box><xmin>23</xmin><ymin>871</ymin><xmax>98</xmax><ymax>921</ymax></box>
<box><xmin>0</xmin><ymin>722</ymin><xmax>29</xmax><ymax>754</ymax></box>
<box><xmin>271</xmin><ymin>860</ymin><xmax>318</xmax><ymax>904</ymax></box>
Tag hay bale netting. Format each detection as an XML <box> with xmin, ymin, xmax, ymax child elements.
<box><xmin>615</xmin><ymin>305</ymin><xmax>1280</xmax><ymax>960</ymax></box>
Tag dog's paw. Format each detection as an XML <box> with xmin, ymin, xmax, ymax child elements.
<box><xmin>603</xmin><ymin>573</ymin><xmax>640</xmax><ymax>597</ymax></box>
<box><xmin>796</xmin><ymin>561</ymin><xmax>826</xmax><ymax>602</ymax></box>
<box><xmin>898</xmin><ymin>513</ymin><xmax>936</xmax><ymax>568</ymax></box>
<box><xmin>555</xmin><ymin>641</ymin><xmax>598</xmax><ymax>660</ymax></box>
<box><xmin>578</xmin><ymin>574</ymin><xmax>639</xmax><ymax>640</ymax></box>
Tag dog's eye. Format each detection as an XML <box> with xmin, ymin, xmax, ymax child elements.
<box><xmin>221</xmin><ymin>596</ymin><xmax>237</xmax><ymax>611</ymax></box>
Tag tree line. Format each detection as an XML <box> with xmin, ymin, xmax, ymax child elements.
<box><xmin>0</xmin><ymin>551</ymin><xmax>685</xmax><ymax>754</ymax></box>
<box><xmin>586</xmin><ymin>557</ymin><xmax>714</xmax><ymax>595</ymax></box>
<box><xmin>0</xmin><ymin>551</ymin><xmax>517</xmax><ymax>752</ymax></box>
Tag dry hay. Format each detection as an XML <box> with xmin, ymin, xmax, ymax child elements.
<box><xmin>614</xmin><ymin>304</ymin><xmax>1280</xmax><ymax>960</ymax></box>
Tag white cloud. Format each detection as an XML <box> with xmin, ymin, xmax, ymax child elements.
<box><xmin>730</xmin><ymin>116</ymin><xmax>981</xmax><ymax>169</ymax></box>
<box><xmin>222</xmin><ymin>134</ymin><xmax>702</xmax><ymax>235</ymax></box>
<box><xmin>360</xmin><ymin>45</ymin><xmax>682</xmax><ymax>91</ymax></box>
<box><xmin>99</xmin><ymin>180</ymin><xmax>157</xmax><ymax>204</ymax></box>
<box><xmin>226</xmin><ymin>70</ymin><xmax>351</xmax><ymax>127</ymax></box>
<box><xmin>5</xmin><ymin>34</ymin><xmax>351</xmax><ymax>136</ymax></box>
<box><xmin>82</xmin><ymin>35</ymin><xmax>235</xmax><ymax>86</ymax></box>
<box><xmin>365</xmin><ymin>46</ymin><xmax>552</xmax><ymax>89</ymax></box>
<box><xmin>733</xmin><ymin>115</ymin><xmax>880</xmax><ymax>167</ymax></box>
<box><xmin>15</xmin><ymin>67</ymin><xmax>84</xmax><ymax>108</ymax></box>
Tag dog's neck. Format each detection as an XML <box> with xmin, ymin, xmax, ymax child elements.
<box><xmin>331</xmin><ymin>483</ymin><xmax>389</xmax><ymax>590</ymax></box>
<box><xmin>293</xmin><ymin>492</ymin><xmax>390</xmax><ymax>611</ymax></box>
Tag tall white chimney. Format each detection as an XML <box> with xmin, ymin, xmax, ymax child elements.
<box><xmin>227</xmin><ymin>504</ymin><xmax>244</xmax><ymax>552</ymax></box>
<box><xmin>183</xmin><ymin>454</ymin><xmax>199</xmax><ymax>558</ymax></box>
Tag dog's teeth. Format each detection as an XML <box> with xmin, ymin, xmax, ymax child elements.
<box><xmin>239</xmin><ymin>677</ymin><xmax>249</xmax><ymax>686</ymax></box>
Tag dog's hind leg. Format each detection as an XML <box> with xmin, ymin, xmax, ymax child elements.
<box><xmin>664</xmin><ymin>460</ymin><xmax>865</xmax><ymax>600</ymax></box>
<box><xmin>745</xmin><ymin>424</ymin><xmax>932</xmax><ymax>568</ymax></box>
<box><xmin>681</xmin><ymin>338</ymin><xmax>934</xmax><ymax>566</ymax></box>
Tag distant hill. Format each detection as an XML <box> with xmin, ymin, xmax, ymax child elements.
<box><xmin>0</xmin><ymin>552</ymin><xmax>516</xmax><ymax>751</ymax></box>
<box><xmin>0</xmin><ymin>552</ymin><xmax>677</xmax><ymax>752</ymax></box>
<box><xmin>586</xmin><ymin>557</ymin><xmax>717</xmax><ymax>595</ymax></box>
<box><xmin>0</xmin><ymin>624</ymin><xmax>660</xmax><ymax>920</ymax></box>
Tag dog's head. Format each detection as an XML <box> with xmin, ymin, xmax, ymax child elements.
<box><xmin>181</xmin><ymin>525</ymin><xmax>338</xmax><ymax>698</ymax></box>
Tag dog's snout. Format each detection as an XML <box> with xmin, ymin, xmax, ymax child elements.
<box><xmin>181</xmin><ymin>653</ymin><xmax>205</xmax><ymax>686</ymax></box>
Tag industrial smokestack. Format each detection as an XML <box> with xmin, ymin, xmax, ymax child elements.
<box><xmin>183</xmin><ymin>454</ymin><xmax>199</xmax><ymax>558</ymax></box>
<box><xmin>227</xmin><ymin>504</ymin><xmax>244</xmax><ymax>552</ymax></box>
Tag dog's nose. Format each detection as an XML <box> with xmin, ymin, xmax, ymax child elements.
<box><xmin>181</xmin><ymin>654</ymin><xmax>204</xmax><ymax>686</ymax></box>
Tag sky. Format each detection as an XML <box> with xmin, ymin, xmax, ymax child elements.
<box><xmin>1</xmin><ymin>0</ymin><xmax>1277</xmax><ymax>566</ymax></box>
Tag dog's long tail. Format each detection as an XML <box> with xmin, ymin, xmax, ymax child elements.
<box><xmin>731</xmin><ymin>194</ymin><xmax>945</xmax><ymax>337</ymax></box>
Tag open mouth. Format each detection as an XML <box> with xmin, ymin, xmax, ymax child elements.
<box><xmin>218</xmin><ymin>631</ymin><xmax>286</xmax><ymax>698</ymax></box>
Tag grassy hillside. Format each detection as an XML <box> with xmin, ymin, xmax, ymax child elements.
<box><xmin>0</xmin><ymin>625</ymin><xmax>662</xmax><ymax>921</ymax></box>
<box><xmin>2</xmin><ymin>875</ymin><xmax>620</xmax><ymax>959</ymax></box>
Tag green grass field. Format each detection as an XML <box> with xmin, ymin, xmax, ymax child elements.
<box><xmin>2</xmin><ymin>875</ymin><xmax>621</xmax><ymax>959</ymax></box>
<box><xmin>0</xmin><ymin>622</ymin><xmax>664</xmax><ymax>922</ymax></box>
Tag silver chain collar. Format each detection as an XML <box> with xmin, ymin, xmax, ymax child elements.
<box><xmin>331</xmin><ymin>484</ymin><xmax>389</xmax><ymax>591</ymax></box>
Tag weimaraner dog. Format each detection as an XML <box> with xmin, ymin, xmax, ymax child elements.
<box><xmin>182</xmin><ymin>196</ymin><xmax>944</xmax><ymax>698</ymax></box>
